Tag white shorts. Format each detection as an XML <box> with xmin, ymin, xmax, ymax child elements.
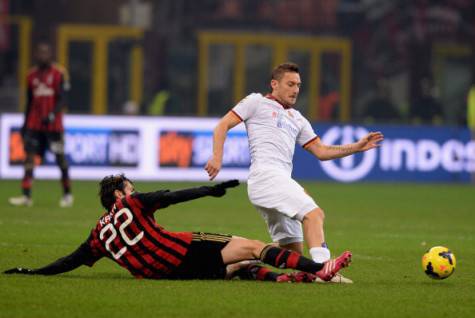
<box><xmin>247</xmin><ymin>169</ymin><xmax>319</xmax><ymax>245</ymax></box>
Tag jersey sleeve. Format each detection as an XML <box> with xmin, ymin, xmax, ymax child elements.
<box><xmin>132</xmin><ymin>191</ymin><xmax>171</xmax><ymax>214</ymax></box>
<box><xmin>132</xmin><ymin>187</ymin><xmax>215</xmax><ymax>214</ymax></box>
<box><xmin>231</xmin><ymin>93</ymin><xmax>259</xmax><ymax>122</ymax></box>
<box><xmin>85</xmin><ymin>229</ymin><xmax>106</xmax><ymax>266</ymax></box>
<box><xmin>297</xmin><ymin>117</ymin><xmax>319</xmax><ymax>148</ymax></box>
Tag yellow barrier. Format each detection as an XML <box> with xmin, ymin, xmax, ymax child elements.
<box><xmin>0</xmin><ymin>15</ymin><xmax>32</xmax><ymax>111</ymax></box>
<box><xmin>198</xmin><ymin>31</ymin><xmax>352</xmax><ymax>121</ymax></box>
<box><xmin>57</xmin><ymin>25</ymin><xmax>144</xmax><ymax>114</ymax></box>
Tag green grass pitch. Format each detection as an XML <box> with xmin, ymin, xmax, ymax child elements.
<box><xmin>0</xmin><ymin>179</ymin><xmax>474</xmax><ymax>317</ymax></box>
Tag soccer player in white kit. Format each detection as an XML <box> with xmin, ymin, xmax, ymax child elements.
<box><xmin>205</xmin><ymin>63</ymin><xmax>383</xmax><ymax>283</ymax></box>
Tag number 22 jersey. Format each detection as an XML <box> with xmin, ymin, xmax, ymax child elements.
<box><xmin>84</xmin><ymin>192</ymin><xmax>193</xmax><ymax>279</ymax></box>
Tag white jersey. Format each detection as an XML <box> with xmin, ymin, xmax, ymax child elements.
<box><xmin>232</xmin><ymin>93</ymin><xmax>318</xmax><ymax>176</ymax></box>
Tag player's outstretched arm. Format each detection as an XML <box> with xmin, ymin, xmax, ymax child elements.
<box><xmin>4</xmin><ymin>243</ymin><xmax>95</xmax><ymax>276</ymax></box>
<box><xmin>205</xmin><ymin>112</ymin><xmax>242</xmax><ymax>180</ymax></box>
<box><xmin>136</xmin><ymin>180</ymin><xmax>240</xmax><ymax>210</ymax></box>
<box><xmin>306</xmin><ymin>132</ymin><xmax>384</xmax><ymax>161</ymax></box>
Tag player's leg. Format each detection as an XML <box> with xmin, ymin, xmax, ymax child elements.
<box><xmin>279</xmin><ymin>242</ymin><xmax>304</xmax><ymax>254</ymax></box>
<box><xmin>296</xmin><ymin>207</ymin><xmax>330</xmax><ymax>263</ymax></box>
<box><xmin>220</xmin><ymin>236</ymin><xmax>351</xmax><ymax>281</ymax></box>
<box><xmin>256</xmin><ymin>205</ymin><xmax>307</xmax><ymax>254</ymax></box>
<box><xmin>249</xmin><ymin>177</ymin><xmax>353</xmax><ymax>282</ymax></box>
<box><xmin>9</xmin><ymin>152</ymin><xmax>35</xmax><ymax>207</ymax></box>
<box><xmin>296</xmin><ymin>208</ymin><xmax>354</xmax><ymax>283</ymax></box>
<box><xmin>9</xmin><ymin>130</ymin><xmax>38</xmax><ymax>206</ymax></box>
<box><xmin>228</xmin><ymin>262</ymin><xmax>316</xmax><ymax>283</ymax></box>
<box><xmin>50</xmin><ymin>132</ymin><xmax>73</xmax><ymax>207</ymax></box>
<box><xmin>248</xmin><ymin>172</ymin><xmax>330</xmax><ymax>262</ymax></box>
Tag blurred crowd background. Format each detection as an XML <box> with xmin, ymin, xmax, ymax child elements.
<box><xmin>1</xmin><ymin>0</ymin><xmax>474</xmax><ymax>126</ymax></box>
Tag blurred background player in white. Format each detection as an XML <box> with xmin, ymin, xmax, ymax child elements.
<box><xmin>205</xmin><ymin>62</ymin><xmax>383</xmax><ymax>283</ymax></box>
<box><xmin>8</xmin><ymin>43</ymin><xmax>73</xmax><ymax>208</ymax></box>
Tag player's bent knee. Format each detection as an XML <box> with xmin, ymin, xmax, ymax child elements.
<box><xmin>317</xmin><ymin>208</ymin><xmax>325</xmax><ymax>220</ymax></box>
<box><xmin>248</xmin><ymin>239</ymin><xmax>266</xmax><ymax>258</ymax></box>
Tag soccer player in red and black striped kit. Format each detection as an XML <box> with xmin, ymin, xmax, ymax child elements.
<box><xmin>4</xmin><ymin>175</ymin><xmax>352</xmax><ymax>283</ymax></box>
<box><xmin>9</xmin><ymin>42</ymin><xmax>73</xmax><ymax>208</ymax></box>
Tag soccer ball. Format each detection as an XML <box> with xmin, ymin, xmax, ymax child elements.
<box><xmin>422</xmin><ymin>246</ymin><xmax>456</xmax><ymax>280</ymax></box>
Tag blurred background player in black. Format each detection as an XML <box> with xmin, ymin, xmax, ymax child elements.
<box><xmin>410</xmin><ymin>78</ymin><xmax>444</xmax><ymax>125</ymax></box>
<box><xmin>8</xmin><ymin>42</ymin><xmax>73</xmax><ymax>208</ymax></box>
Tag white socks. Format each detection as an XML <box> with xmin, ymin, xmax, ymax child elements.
<box><xmin>310</xmin><ymin>247</ymin><xmax>331</xmax><ymax>263</ymax></box>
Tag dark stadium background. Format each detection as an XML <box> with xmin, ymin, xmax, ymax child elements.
<box><xmin>0</xmin><ymin>1</ymin><xmax>474</xmax><ymax>317</ymax></box>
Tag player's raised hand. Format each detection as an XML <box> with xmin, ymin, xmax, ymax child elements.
<box><xmin>205</xmin><ymin>157</ymin><xmax>222</xmax><ymax>180</ymax></box>
<box><xmin>4</xmin><ymin>267</ymin><xmax>36</xmax><ymax>275</ymax></box>
<box><xmin>357</xmin><ymin>131</ymin><xmax>384</xmax><ymax>152</ymax></box>
<box><xmin>210</xmin><ymin>179</ymin><xmax>240</xmax><ymax>197</ymax></box>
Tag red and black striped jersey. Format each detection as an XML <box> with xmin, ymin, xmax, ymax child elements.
<box><xmin>85</xmin><ymin>192</ymin><xmax>193</xmax><ymax>279</ymax></box>
<box><xmin>24</xmin><ymin>63</ymin><xmax>69</xmax><ymax>132</ymax></box>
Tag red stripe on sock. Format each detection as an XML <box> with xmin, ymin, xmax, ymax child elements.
<box><xmin>275</xmin><ymin>250</ymin><xmax>286</xmax><ymax>267</ymax></box>
<box><xmin>256</xmin><ymin>267</ymin><xmax>271</xmax><ymax>281</ymax></box>
<box><xmin>22</xmin><ymin>178</ymin><xmax>32</xmax><ymax>189</ymax></box>
<box><xmin>287</xmin><ymin>252</ymin><xmax>300</xmax><ymax>269</ymax></box>
<box><xmin>62</xmin><ymin>179</ymin><xmax>70</xmax><ymax>188</ymax></box>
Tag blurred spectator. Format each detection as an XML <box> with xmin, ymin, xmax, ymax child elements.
<box><xmin>319</xmin><ymin>91</ymin><xmax>340</xmax><ymax>121</ymax></box>
<box><xmin>148</xmin><ymin>91</ymin><xmax>170</xmax><ymax>116</ymax></box>
<box><xmin>318</xmin><ymin>79</ymin><xmax>340</xmax><ymax>121</ymax></box>
<box><xmin>216</xmin><ymin>0</ymin><xmax>243</xmax><ymax>19</ymax></box>
<box><xmin>123</xmin><ymin>100</ymin><xmax>139</xmax><ymax>115</ymax></box>
<box><xmin>410</xmin><ymin>78</ymin><xmax>443</xmax><ymax>125</ymax></box>
<box><xmin>364</xmin><ymin>80</ymin><xmax>401</xmax><ymax>123</ymax></box>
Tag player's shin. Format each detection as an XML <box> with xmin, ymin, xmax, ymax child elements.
<box><xmin>57</xmin><ymin>154</ymin><xmax>71</xmax><ymax>195</ymax></box>
<box><xmin>234</xmin><ymin>264</ymin><xmax>282</xmax><ymax>281</ymax></box>
<box><xmin>259</xmin><ymin>245</ymin><xmax>323</xmax><ymax>273</ymax></box>
<box><xmin>22</xmin><ymin>169</ymin><xmax>33</xmax><ymax>197</ymax></box>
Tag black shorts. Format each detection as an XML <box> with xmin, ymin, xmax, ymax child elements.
<box><xmin>169</xmin><ymin>232</ymin><xmax>232</xmax><ymax>280</ymax></box>
<box><xmin>23</xmin><ymin>129</ymin><xmax>65</xmax><ymax>157</ymax></box>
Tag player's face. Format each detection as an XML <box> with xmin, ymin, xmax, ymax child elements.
<box><xmin>36</xmin><ymin>44</ymin><xmax>52</xmax><ymax>66</ymax></box>
<box><xmin>271</xmin><ymin>72</ymin><xmax>301</xmax><ymax>107</ymax></box>
<box><xmin>114</xmin><ymin>180</ymin><xmax>135</xmax><ymax>200</ymax></box>
<box><xmin>122</xmin><ymin>181</ymin><xmax>135</xmax><ymax>196</ymax></box>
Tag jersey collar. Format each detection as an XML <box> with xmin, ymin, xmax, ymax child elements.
<box><xmin>265</xmin><ymin>94</ymin><xmax>292</xmax><ymax>109</ymax></box>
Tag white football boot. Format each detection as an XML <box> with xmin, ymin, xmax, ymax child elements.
<box><xmin>59</xmin><ymin>194</ymin><xmax>74</xmax><ymax>208</ymax></box>
<box><xmin>329</xmin><ymin>273</ymin><xmax>353</xmax><ymax>283</ymax></box>
<box><xmin>315</xmin><ymin>273</ymin><xmax>354</xmax><ymax>284</ymax></box>
<box><xmin>9</xmin><ymin>195</ymin><xmax>33</xmax><ymax>207</ymax></box>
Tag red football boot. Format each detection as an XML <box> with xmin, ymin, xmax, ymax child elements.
<box><xmin>315</xmin><ymin>251</ymin><xmax>352</xmax><ymax>282</ymax></box>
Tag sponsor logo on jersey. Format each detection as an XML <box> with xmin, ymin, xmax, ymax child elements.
<box><xmin>33</xmin><ymin>82</ymin><xmax>54</xmax><ymax>97</ymax></box>
<box><xmin>276</xmin><ymin>112</ymin><xmax>299</xmax><ymax>135</ymax></box>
